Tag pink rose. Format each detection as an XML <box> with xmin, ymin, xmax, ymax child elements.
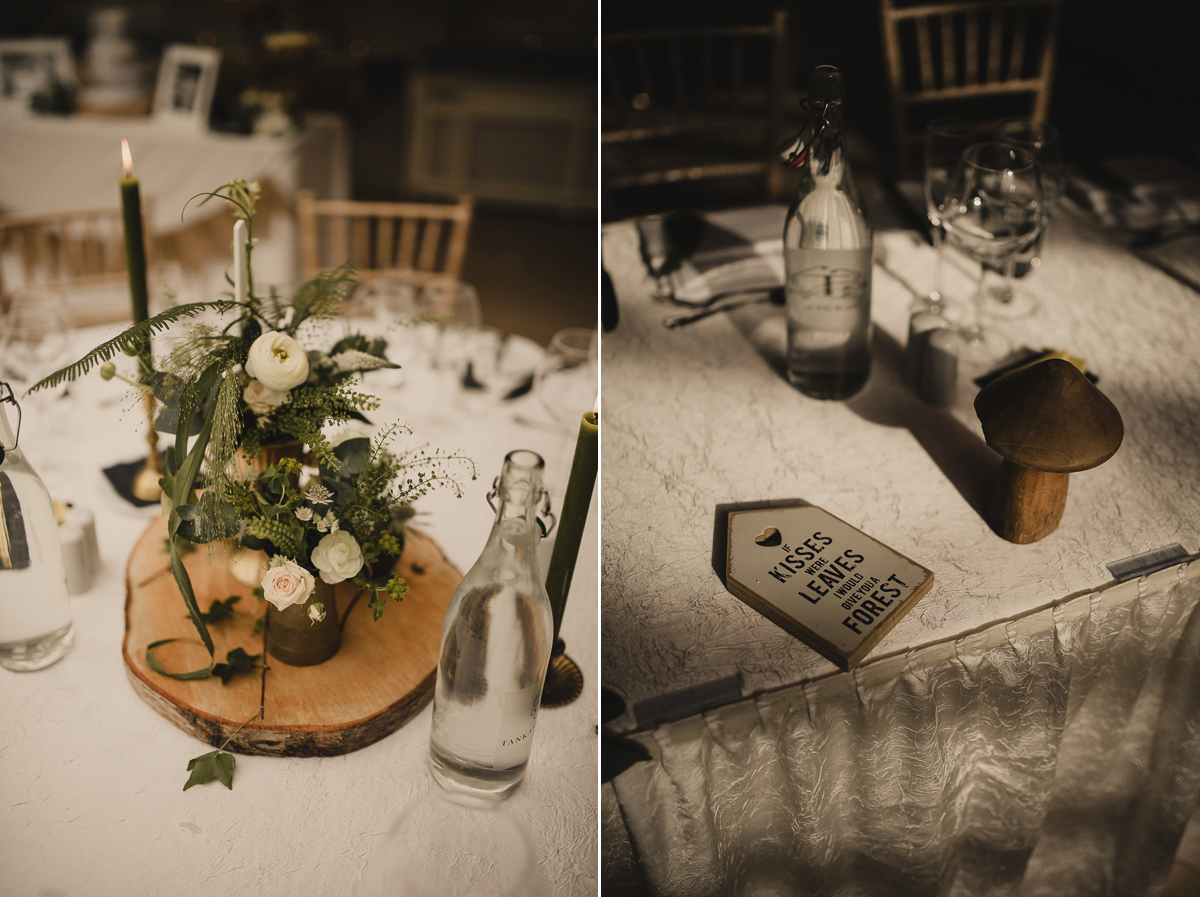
<box><xmin>261</xmin><ymin>558</ymin><xmax>315</xmax><ymax>611</ymax></box>
<box><xmin>242</xmin><ymin>379</ymin><xmax>289</xmax><ymax>416</ymax></box>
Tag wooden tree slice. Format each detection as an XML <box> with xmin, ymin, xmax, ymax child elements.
<box><xmin>123</xmin><ymin>516</ymin><xmax>461</xmax><ymax>757</ymax></box>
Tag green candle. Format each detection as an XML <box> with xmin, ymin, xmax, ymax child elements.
<box><xmin>120</xmin><ymin>139</ymin><xmax>150</xmax><ymax>325</ymax></box>
<box><xmin>544</xmin><ymin>410</ymin><xmax>598</xmax><ymax>642</ymax></box>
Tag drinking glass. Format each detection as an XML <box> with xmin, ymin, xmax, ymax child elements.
<box><xmin>355</xmin><ymin>271</ymin><xmax>420</xmax><ymax>385</ymax></box>
<box><xmin>923</xmin><ymin>118</ymin><xmax>980</xmax><ymax>313</ymax></box>
<box><xmin>0</xmin><ymin>288</ymin><xmax>73</xmax><ymax>394</ymax></box>
<box><xmin>988</xmin><ymin>119</ymin><xmax>1063</xmax><ymax>317</ymax></box>
<box><xmin>940</xmin><ymin>142</ymin><xmax>1044</xmax><ymax>362</ymax></box>
<box><xmin>357</xmin><ymin>789</ymin><xmax>542</xmax><ymax>897</ymax></box>
<box><xmin>413</xmin><ymin>278</ymin><xmax>482</xmax><ymax>419</ymax></box>
<box><xmin>534</xmin><ymin>327</ymin><xmax>597</xmax><ymax>430</ymax></box>
<box><xmin>532</xmin><ymin>327</ymin><xmax>597</xmax><ymax>494</ymax></box>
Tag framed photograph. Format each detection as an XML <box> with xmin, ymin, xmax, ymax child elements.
<box><xmin>0</xmin><ymin>38</ymin><xmax>76</xmax><ymax>113</ymax></box>
<box><xmin>152</xmin><ymin>44</ymin><xmax>220</xmax><ymax>129</ymax></box>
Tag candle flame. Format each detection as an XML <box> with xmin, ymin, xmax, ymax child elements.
<box><xmin>593</xmin><ymin>393</ymin><xmax>599</xmax><ymax>414</ymax></box>
<box><xmin>121</xmin><ymin>139</ymin><xmax>133</xmax><ymax>176</ymax></box>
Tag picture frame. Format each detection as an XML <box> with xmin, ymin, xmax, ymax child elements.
<box><xmin>152</xmin><ymin>44</ymin><xmax>220</xmax><ymax>129</ymax></box>
<box><xmin>0</xmin><ymin>38</ymin><xmax>76</xmax><ymax>113</ymax></box>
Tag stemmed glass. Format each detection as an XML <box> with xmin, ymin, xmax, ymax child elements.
<box><xmin>940</xmin><ymin>142</ymin><xmax>1045</xmax><ymax>363</ymax></box>
<box><xmin>532</xmin><ymin>327</ymin><xmax>597</xmax><ymax>494</ymax></box>
<box><xmin>988</xmin><ymin>119</ymin><xmax>1063</xmax><ymax>317</ymax></box>
<box><xmin>412</xmin><ymin>277</ymin><xmax>482</xmax><ymax>419</ymax></box>
<box><xmin>0</xmin><ymin>288</ymin><xmax>73</xmax><ymax>397</ymax></box>
<box><xmin>923</xmin><ymin>118</ymin><xmax>980</xmax><ymax>314</ymax></box>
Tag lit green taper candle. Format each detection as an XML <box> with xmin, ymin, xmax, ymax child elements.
<box><xmin>120</xmin><ymin>139</ymin><xmax>150</xmax><ymax>325</ymax></box>
<box><xmin>544</xmin><ymin>408</ymin><xmax>598</xmax><ymax>641</ymax></box>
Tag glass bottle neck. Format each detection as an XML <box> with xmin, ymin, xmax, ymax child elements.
<box><xmin>808</xmin><ymin>107</ymin><xmax>846</xmax><ymax>183</ymax></box>
<box><xmin>486</xmin><ymin>450</ymin><xmax>546</xmax><ymax>555</ymax></box>
<box><xmin>0</xmin><ymin>393</ymin><xmax>24</xmax><ymax>470</ymax></box>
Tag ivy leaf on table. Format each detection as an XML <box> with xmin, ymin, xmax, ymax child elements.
<box><xmin>196</xmin><ymin>595</ymin><xmax>241</xmax><ymax>625</ymax></box>
<box><xmin>183</xmin><ymin>750</ymin><xmax>235</xmax><ymax>791</ymax></box>
<box><xmin>211</xmin><ymin>647</ymin><xmax>262</xmax><ymax>685</ymax></box>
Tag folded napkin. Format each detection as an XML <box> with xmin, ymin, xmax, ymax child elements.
<box><xmin>637</xmin><ymin>206</ymin><xmax>786</xmax><ymax>303</ymax></box>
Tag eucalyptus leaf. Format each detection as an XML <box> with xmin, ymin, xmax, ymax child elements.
<box><xmin>331</xmin><ymin>437</ymin><xmax>371</xmax><ymax>476</ymax></box>
<box><xmin>183</xmin><ymin>750</ymin><xmax>235</xmax><ymax>791</ymax></box>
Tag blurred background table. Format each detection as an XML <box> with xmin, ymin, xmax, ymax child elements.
<box><xmin>601</xmin><ymin>201</ymin><xmax>1200</xmax><ymax>731</ymax></box>
<box><xmin>0</xmin><ymin>319</ymin><xmax>597</xmax><ymax>897</ymax></box>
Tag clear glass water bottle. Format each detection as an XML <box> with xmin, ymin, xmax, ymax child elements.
<box><xmin>0</xmin><ymin>382</ymin><xmax>74</xmax><ymax>671</ymax></box>
<box><xmin>429</xmin><ymin>450</ymin><xmax>554</xmax><ymax>799</ymax></box>
<box><xmin>781</xmin><ymin>65</ymin><xmax>874</xmax><ymax>399</ymax></box>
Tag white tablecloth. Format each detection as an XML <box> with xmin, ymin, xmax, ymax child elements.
<box><xmin>601</xmin><ymin>204</ymin><xmax>1200</xmax><ymax>730</ymax></box>
<box><xmin>0</xmin><ymin>319</ymin><xmax>597</xmax><ymax>896</ymax></box>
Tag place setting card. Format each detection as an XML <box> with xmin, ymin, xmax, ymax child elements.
<box><xmin>726</xmin><ymin>504</ymin><xmax>934</xmax><ymax>670</ymax></box>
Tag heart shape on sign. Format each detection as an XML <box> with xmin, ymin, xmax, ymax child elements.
<box><xmin>754</xmin><ymin>527</ymin><xmax>782</xmax><ymax>547</ymax></box>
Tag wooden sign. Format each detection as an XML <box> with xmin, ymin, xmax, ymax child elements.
<box><xmin>726</xmin><ymin>505</ymin><xmax>934</xmax><ymax>670</ymax></box>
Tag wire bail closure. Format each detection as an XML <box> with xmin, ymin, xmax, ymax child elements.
<box><xmin>777</xmin><ymin>98</ymin><xmax>831</xmax><ymax>169</ymax></box>
<box><xmin>486</xmin><ymin>477</ymin><xmax>557</xmax><ymax>538</ymax></box>
<box><xmin>0</xmin><ymin>382</ymin><xmax>21</xmax><ymax>464</ymax></box>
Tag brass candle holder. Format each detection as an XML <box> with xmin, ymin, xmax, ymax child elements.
<box><xmin>130</xmin><ymin>388</ymin><xmax>162</xmax><ymax>502</ymax></box>
<box><xmin>541</xmin><ymin>637</ymin><xmax>584</xmax><ymax>707</ymax></box>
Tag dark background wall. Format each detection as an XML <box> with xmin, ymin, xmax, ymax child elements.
<box><xmin>602</xmin><ymin>0</ymin><xmax>1200</xmax><ymax>172</ymax></box>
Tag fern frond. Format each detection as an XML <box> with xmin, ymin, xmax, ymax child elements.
<box><xmin>28</xmin><ymin>301</ymin><xmax>240</xmax><ymax>393</ymax></box>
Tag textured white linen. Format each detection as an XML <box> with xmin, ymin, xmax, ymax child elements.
<box><xmin>2</xmin><ymin>322</ymin><xmax>598</xmax><ymax>897</ymax></box>
<box><xmin>606</xmin><ymin>564</ymin><xmax>1200</xmax><ymax>896</ymax></box>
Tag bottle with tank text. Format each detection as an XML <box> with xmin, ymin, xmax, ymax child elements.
<box><xmin>0</xmin><ymin>382</ymin><xmax>75</xmax><ymax>671</ymax></box>
<box><xmin>781</xmin><ymin>65</ymin><xmax>874</xmax><ymax>399</ymax></box>
<box><xmin>428</xmin><ymin>449</ymin><xmax>553</xmax><ymax>800</ymax></box>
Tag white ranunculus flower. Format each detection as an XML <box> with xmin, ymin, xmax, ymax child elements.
<box><xmin>242</xmin><ymin>379</ymin><xmax>289</xmax><ymax>416</ymax></box>
<box><xmin>245</xmin><ymin>330</ymin><xmax>310</xmax><ymax>391</ymax></box>
<box><xmin>261</xmin><ymin>558</ymin><xmax>316</xmax><ymax>611</ymax></box>
<box><xmin>311</xmin><ymin>531</ymin><xmax>364</xmax><ymax>584</ymax></box>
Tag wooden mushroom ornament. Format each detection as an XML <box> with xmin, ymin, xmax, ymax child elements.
<box><xmin>974</xmin><ymin>358</ymin><xmax>1123</xmax><ymax>544</ymax></box>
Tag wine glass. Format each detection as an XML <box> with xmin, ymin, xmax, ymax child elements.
<box><xmin>532</xmin><ymin>327</ymin><xmax>597</xmax><ymax>493</ymax></box>
<box><xmin>988</xmin><ymin>119</ymin><xmax>1063</xmax><ymax>317</ymax></box>
<box><xmin>940</xmin><ymin>142</ymin><xmax>1044</xmax><ymax>363</ymax></box>
<box><xmin>923</xmin><ymin>118</ymin><xmax>980</xmax><ymax>314</ymax></box>
<box><xmin>413</xmin><ymin>277</ymin><xmax>482</xmax><ymax>420</ymax></box>
<box><xmin>0</xmin><ymin>288</ymin><xmax>73</xmax><ymax>396</ymax></box>
<box><xmin>534</xmin><ymin>327</ymin><xmax>597</xmax><ymax>429</ymax></box>
<box><xmin>354</xmin><ymin>271</ymin><xmax>420</xmax><ymax>385</ymax></box>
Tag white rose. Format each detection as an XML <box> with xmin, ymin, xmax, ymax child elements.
<box><xmin>261</xmin><ymin>558</ymin><xmax>315</xmax><ymax>611</ymax></box>
<box><xmin>311</xmin><ymin>531</ymin><xmax>364</xmax><ymax>584</ymax></box>
<box><xmin>242</xmin><ymin>379</ymin><xmax>289</xmax><ymax>416</ymax></box>
<box><xmin>245</xmin><ymin>331</ymin><xmax>310</xmax><ymax>391</ymax></box>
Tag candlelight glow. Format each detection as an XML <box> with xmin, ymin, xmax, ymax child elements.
<box><xmin>121</xmin><ymin>139</ymin><xmax>133</xmax><ymax>176</ymax></box>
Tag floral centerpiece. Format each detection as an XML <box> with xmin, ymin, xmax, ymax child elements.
<box><xmin>32</xmin><ymin>180</ymin><xmax>474</xmax><ymax>784</ymax></box>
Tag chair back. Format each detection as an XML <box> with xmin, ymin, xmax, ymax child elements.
<box><xmin>601</xmin><ymin>11</ymin><xmax>788</xmax><ymax>212</ymax></box>
<box><xmin>0</xmin><ymin>206</ymin><xmax>140</xmax><ymax>311</ymax></box>
<box><xmin>881</xmin><ymin>0</ymin><xmax>1063</xmax><ymax>175</ymax></box>
<box><xmin>296</xmin><ymin>191</ymin><xmax>474</xmax><ymax>284</ymax></box>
